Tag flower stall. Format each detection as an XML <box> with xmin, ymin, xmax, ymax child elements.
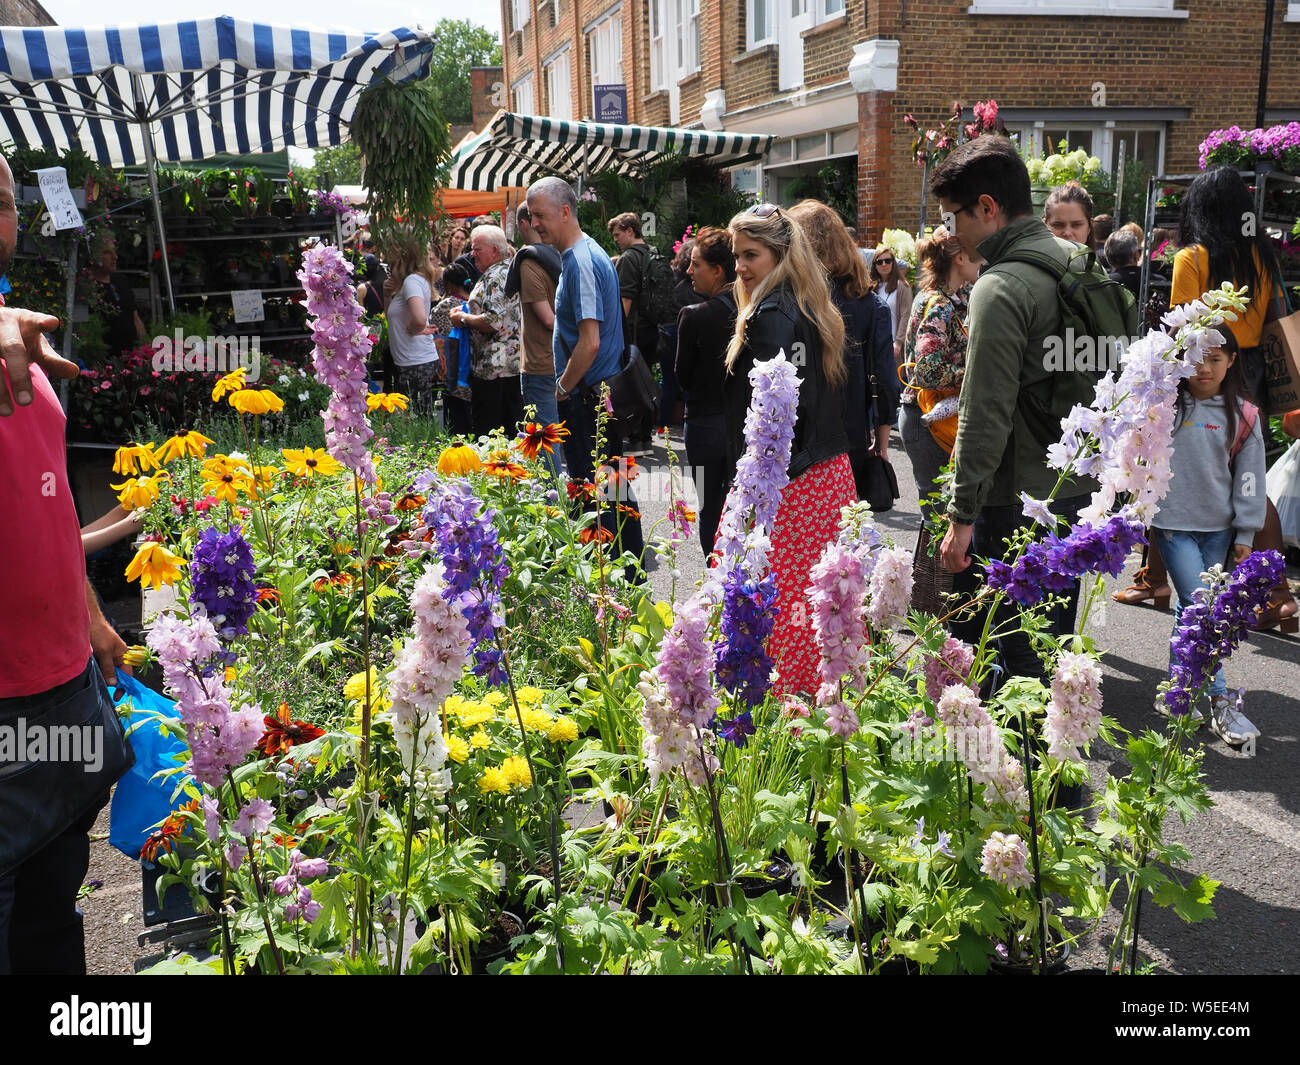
<box><xmin>103</xmin><ymin>240</ymin><xmax>1268</xmax><ymax>976</ymax></box>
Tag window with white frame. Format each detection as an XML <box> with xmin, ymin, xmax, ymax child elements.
<box><xmin>510</xmin><ymin>0</ymin><xmax>531</xmax><ymax>31</ymax></box>
<box><xmin>652</xmin><ymin>0</ymin><xmax>700</xmax><ymax>90</ymax></box>
<box><xmin>512</xmin><ymin>74</ymin><xmax>534</xmax><ymax>116</ymax></box>
<box><xmin>1287</xmin><ymin>0</ymin><xmax>1300</xmax><ymax>21</ymax></box>
<box><xmin>968</xmin><ymin>0</ymin><xmax>1185</xmax><ymax>16</ymax></box>
<box><xmin>747</xmin><ymin>0</ymin><xmax>775</xmax><ymax>48</ymax></box>
<box><xmin>1005</xmin><ymin>121</ymin><xmax>1165</xmax><ymax>174</ymax></box>
<box><xmin>545</xmin><ymin>51</ymin><xmax>572</xmax><ymax>121</ymax></box>
<box><xmin>588</xmin><ymin>13</ymin><xmax>623</xmax><ymax>89</ymax></box>
<box><xmin>821</xmin><ymin>0</ymin><xmax>846</xmax><ymax>15</ymax></box>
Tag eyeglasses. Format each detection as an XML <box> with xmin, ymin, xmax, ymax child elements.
<box><xmin>747</xmin><ymin>202</ymin><xmax>782</xmax><ymax>219</ymax></box>
<box><xmin>874</xmin><ymin>257</ymin><xmax>895</xmax><ymax>267</ymax></box>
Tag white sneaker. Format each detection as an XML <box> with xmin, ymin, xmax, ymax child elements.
<box><xmin>1156</xmin><ymin>694</ymin><xmax>1204</xmax><ymax>724</ymax></box>
<box><xmin>1210</xmin><ymin>693</ymin><xmax>1260</xmax><ymax>747</ymax></box>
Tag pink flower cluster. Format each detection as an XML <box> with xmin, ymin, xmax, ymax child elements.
<box><xmin>147</xmin><ymin>613</ymin><xmax>264</xmax><ymax>788</ymax></box>
<box><xmin>639</xmin><ymin>595</ymin><xmax>720</xmax><ymax>785</ymax></box>
<box><xmin>866</xmin><ymin>545</ymin><xmax>915</xmax><ymax>632</ymax></box>
<box><xmin>1044</xmin><ymin>651</ymin><xmax>1103</xmax><ymax>762</ymax></box>
<box><xmin>807</xmin><ymin>540</ymin><xmax>872</xmax><ymax>738</ymax></box>
<box><xmin>385</xmin><ymin>561</ymin><xmax>472</xmax><ymax>785</ymax></box>
<box><xmin>936</xmin><ymin>685</ymin><xmax>1027</xmax><ymax>811</ymax></box>
<box><xmin>299</xmin><ymin>244</ymin><xmax>377</xmax><ymax>485</ymax></box>
<box><xmin>272</xmin><ymin>848</ymin><xmax>330</xmax><ymax>924</ymax></box>
<box><xmin>980</xmin><ymin>831</ymin><xmax>1032</xmax><ymax>891</ymax></box>
<box><xmin>923</xmin><ymin>636</ymin><xmax>976</xmax><ymax>703</ymax></box>
<box><xmin>1199</xmin><ymin>122</ymin><xmax>1300</xmax><ymax>171</ymax></box>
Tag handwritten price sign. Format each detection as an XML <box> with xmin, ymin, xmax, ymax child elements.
<box><xmin>33</xmin><ymin>167</ymin><xmax>84</xmax><ymax>231</ymax></box>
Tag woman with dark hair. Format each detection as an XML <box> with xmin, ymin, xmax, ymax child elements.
<box><xmin>787</xmin><ymin>199</ymin><xmax>898</xmax><ymax>503</ymax></box>
<box><xmin>1043</xmin><ymin>180</ymin><xmax>1094</xmax><ymax>246</ymax></box>
<box><xmin>656</xmin><ymin>239</ymin><xmax>697</xmax><ymax>429</ymax></box>
<box><xmin>871</xmin><ymin>243</ymin><xmax>912</xmax><ymax>364</ymax></box>
<box><xmin>724</xmin><ymin>204</ymin><xmax>851</xmax><ymax>697</ymax></box>
<box><xmin>1114</xmin><ymin>166</ymin><xmax>1297</xmax><ymax>631</ymax></box>
<box><xmin>674</xmin><ymin>228</ymin><xmax>737</xmax><ymax>553</ymax></box>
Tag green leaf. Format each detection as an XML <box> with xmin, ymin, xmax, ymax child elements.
<box><xmin>1152</xmin><ymin>873</ymin><xmax>1219</xmax><ymax>924</ymax></box>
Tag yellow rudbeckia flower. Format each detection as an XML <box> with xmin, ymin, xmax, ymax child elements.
<box><xmin>125</xmin><ymin>541</ymin><xmax>186</xmax><ymax>590</ymax></box>
<box><xmin>281</xmin><ymin>447</ymin><xmax>343</xmax><ymax>478</ymax></box>
<box><xmin>437</xmin><ymin>442</ymin><xmax>482</xmax><ymax>476</ymax></box>
<box><xmin>156</xmin><ymin>429</ymin><xmax>215</xmax><ymax>463</ymax></box>
<box><xmin>112</xmin><ymin>442</ymin><xmax>160</xmax><ymax>476</ymax></box>
<box><xmin>212</xmin><ymin>368</ymin><xmax>247</xmax><ymax>402</ymax></box>
<box><xmin>366</xmin><ymin>392</ymin><xmax>409</xmax><ymax>414</ymax></box>
<box><xmin>228</xmin><ymin>388</ymin><xmax>285</xmax><ymax>415</ymax></box>
<box><xmin>121</xmin><ymin>645</ymin><xmax>150</xmax><ymax>670</ymax></box>
<box><xmin>200</xmin><ymin>468</ymin><xmax>252</xmax><ymax>504</ymax></box>
<box><xmin>112</xmin><ymin>472</ymin><xmax>170</xmax><ymax>510</ymax></box>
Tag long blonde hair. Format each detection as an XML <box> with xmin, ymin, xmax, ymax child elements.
<box><xmin>725</xmin><ymin>208</ymin><xmax>846</xmax><ymax>387</ymax></box>
<box><xmin>787</xmin><ymin>199</ymin><xmax>874</xmax><ymax>300</ymax></box>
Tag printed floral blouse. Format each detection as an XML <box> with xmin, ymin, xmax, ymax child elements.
<box><xmin>467</xmin><ymin>257</ymin><xmax>522</xmax><ymax>381</ymax></box>
<box><xmin>900</xmin><ymin>282</ymin><xmax>973</xmax><ymax>404</ymax></box>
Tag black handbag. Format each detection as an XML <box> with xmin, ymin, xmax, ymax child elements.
<box><xmin>0</xmin><ymin>658</ymin><xmax>135</xmax><ymax>877</ymax></box>
<box><xmin>863</xmin><ymin>372</ymin><xmax>900</xmax><ymax>512</ymax></box>
<box><xmin>559</xmin><ymin>334</ymin><xmax>659</xmax><ymax>427</ymax></box>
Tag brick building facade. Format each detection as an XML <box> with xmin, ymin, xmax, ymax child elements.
<box><xmin>0</xmin><ymin>0</ymin><xmax>54</xmax><ymax>25</ymax></box>
<box><xmin>498</xmin><ymin>1</ymin><xmax>1300</xmax><ymax>244</ymax></box>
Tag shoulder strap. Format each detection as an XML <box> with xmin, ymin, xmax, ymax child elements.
<box><xmin>1230</xmin><ymin>401</ymin><xmax>1259</xmax><ymax>463</ymax></box>
<box><xmin>998</xmin><ymin>248</ymin><xmax>1069</xmax><ymax>281</ymax></box>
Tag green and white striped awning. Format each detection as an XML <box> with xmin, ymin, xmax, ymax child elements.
<box><xmin>447</xmin><ymin>110</ymin><xmax>772</xmax><ymax>191</ymax></box>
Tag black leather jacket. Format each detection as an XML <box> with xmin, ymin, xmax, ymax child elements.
<box><xmin>722</xmin><ymin>283</ymin><xmax>849</xmax><ymax>481</ymax></box>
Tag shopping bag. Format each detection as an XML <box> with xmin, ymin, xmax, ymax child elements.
<box><xmin>1267</xmin><ymin>439</ymin><xmax>1300</xmax><ymax>550</ymax></box>
<box><xmin>108</xmin><ymin>673</ymin><xmax>191</xmax><ymax>860</ymax></box>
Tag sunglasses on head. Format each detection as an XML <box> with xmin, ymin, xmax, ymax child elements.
<box><xmin>747</xmin><ymin>202</ymin><xmax>782</xmax><ymax>218</ymax></box>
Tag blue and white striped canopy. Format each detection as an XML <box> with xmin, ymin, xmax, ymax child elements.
<box><xmin>0</xmin><ymin>17</ymin><xmax>435</xmax><ymax>166</ymax></box>
<box><xmin>449</xmin><ymin>111</ymin><xmax>773</xmax><ymax>191</ymax></box>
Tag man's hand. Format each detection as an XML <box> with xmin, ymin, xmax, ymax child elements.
<box><xmin>0</xmin><ymin>308</ymin><xmax>76</xmax><ymax>416</ymax></box>
<box><xmin>940</xmin><ymin>520</ymin><xmax>974</xmax><ymax>573</ymax></box>
<box><xmin>1232</xmin><ymin>543</ymin><xmax>1252</xmax><ymax>565</ymax></box>
<box><xmin>90</xmin><ymin>618</ymin><xmax>130</xmax><ymax>687</ymax></box>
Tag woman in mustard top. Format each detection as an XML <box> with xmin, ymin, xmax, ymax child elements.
<box><xmin>1115</xmin><ymin>167</ymin><xmax>1297</xmax><ymax>632</ymax></box>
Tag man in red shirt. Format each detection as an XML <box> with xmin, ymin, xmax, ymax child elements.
<box><xmin>0</xmin><ymin>152</ymin><xmax>134</xmax><ymax>974</ymax></box>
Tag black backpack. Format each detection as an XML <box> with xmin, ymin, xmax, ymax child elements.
<box><xmin>630</xmin><ymin>244</ymin><xmax>679</xmax><ymax>327</ymax></box>
<box><xmin>1000</xmin><ymin>246</ymin><xmax>1138</xmax><ymax>449</ymax></box>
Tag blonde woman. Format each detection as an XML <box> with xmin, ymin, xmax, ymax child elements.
<box><xmin>723</xmin><ymin>203</ymin><xmax>852</xmax><ymax>698</ymax></box>
<box><xmin>871</xmin><ymin>243</ymin><xmax>913</xmax><ymax>363</ymax></box>
<box><xmin>385</xmin><ymin>235</ymin><xmax>443</xmax><ymax>414</ymax></box>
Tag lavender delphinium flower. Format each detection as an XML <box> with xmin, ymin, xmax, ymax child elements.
<box><xmin>1160</xmin><ymin>551</ymin><xmax>1285</xmax><ymax>716</ymax></box>
<box><xmin>299</xmin><ymin>244</ymin><xmax>376</xmax><ymax>485</ymax></box>
<box><xmin>189</xmin><ymin>524</ymin><xmax>258</xmax><ymax>642</ymax></box>
<box><xmin>807</xmin><ymin>538</ymin><xmax>872</xmax><ymax>737</ymax></box>
<box><xmin>714</xmin><ymin>565</ymin><xmax>780</xmax><ymax>708</ymax></box>
<box><xmin>419</xmin><ymin>478</ymin><xmax>511</xmax><ymax>684</ymax></box>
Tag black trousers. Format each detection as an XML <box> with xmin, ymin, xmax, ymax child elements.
<box><xmin>950</xmin><ymin>494</ymin><xmax>1088</xmax><ymax>686</ymax></box>
<box><xmin>470</xmin><ymin>373</ymin><xmax>525</xmax><ymax>439</ymax></box>
<box><xmin>684</xmin><ymin>411</ymin><xmax>727</xmax><ymax>557</ymax></box>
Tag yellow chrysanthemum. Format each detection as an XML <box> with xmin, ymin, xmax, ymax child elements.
<box><xmin>366</xmin><ymin>392</ymin><xmax>409</xmax><ymax>414</ymax></box>
<box><xmin>479</xmin><ymin>766</ymin><xmax>511</xmax><ymax>795</ymax></box>
<box><xmin>228</xmin><ymin>388</ymin><xmax>285</xmax><ymax>415</ymax></box>
<box><xmin>501</xmin><ymin>756</ymin><xmax>532</xmax><ymax>789</ymax></box>
<box><xmin>156</xmin><ymin>430</ymin><xmax>214</xmax><ymax>463</ymax></box>
<box><xmin>516</xmin><ymin>686</ymin><xmax>545</xmax><ymax>707</ymax></box>
<box><xmin>437</xmin><ymin>442</ymin><xmax>482</xmax><ymax>476</ymax></box>
<box><xmin>124</xmin><ymin>541</ymin><xmax>185</xmax><ymax>590</ymax></box>
<box><xmin>212</xmin><ymin>368</ymin><xmax>247</xmax><ymax>401</ymax></box>
<box><xmin>547</xmin><ymin>716</ymin><xmax>579</xmax><ymax>744</ymax></box>
<box><xmin>469</xmin><ymin>729</ymin><xmax>490</xmax><ymax>750</ymax></box>
<box><xmin>113</xmin><ymin>472</ymin><xmax>169</xmax><ymax>510</ymax></box>
<box><xmin>484</xmin><ymin>691</ymin><xmax>507</xmax><ymax>708</ymax></box>
<box><xmin>282</xmin><ymin>447</ymin><xmax>343</xmax><ymax>479</ymax></box>
<box><xmin>343</xmin><ymin>669</ymin><xmax>388</xmax><ymax>709</ymax></box>
<box><xmin>446</xmin><ymin>734</ymin><xmax>470</xmax><ymax>764</ymax></box>
<box><xmin>454</xmin><ymin>700</ymin><xmax>494</xmax><ymax>728</ymax></box>
<box><xmin>112</xmin><ymin>441</ymin><xmax>160</xmax><ymax>476</ymax></box>
<box><xmin>520</xmin><ymin>706</ymin><xmax>554</xmax><ymax>733</ymax></box>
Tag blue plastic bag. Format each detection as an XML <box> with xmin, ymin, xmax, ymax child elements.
<box><xmin>451</xmin><ymin>300</ymin><xmax>472</xmax><ymax>389</ymax></box>
<box><xmin>108</xmin><ymin>674</ymin><xmax>192</xmax><ymax>860</ymax></box>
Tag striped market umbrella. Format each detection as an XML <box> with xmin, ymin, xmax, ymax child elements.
<box><xmin>448</xmin><ymin>110</ymin><xmax>773</xmax><ymax>192</ymax></box>
<box><xmin>0</xmin><ymin>16</ymin><xmax>435</xmax><ymax>306</ymax></box>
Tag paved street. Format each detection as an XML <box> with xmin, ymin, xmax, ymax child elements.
<box><xmin>637</xmin><ymin>425</ymin><xmax>1300</xmax><ymax>975</ymax></box>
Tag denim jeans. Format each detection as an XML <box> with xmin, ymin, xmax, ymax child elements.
<box><xmin>521</xmin><ymin>371</ymin><xmax>563</xmax><ymax>480</ymax></box>
<box><xmin>1153</xmin><ymin>527</ymin><xmax>1234</xmax><ymax>698</ymax></box>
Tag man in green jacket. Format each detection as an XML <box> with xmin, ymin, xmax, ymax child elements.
<box><xmin>929</xmin><ymin>136</ymin><xmax>1096</xmax><ymax>681</ymax></box>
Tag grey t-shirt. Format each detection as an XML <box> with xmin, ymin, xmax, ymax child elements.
<box><xmin>1154</xmin><ymin>393</ymin><xmax>1266</xmax><ymax>546</ymax></box>
<box><xmin>386</xmin><ymin>273</ymin><xmax>440</xmax><ymax>368</ymax></box>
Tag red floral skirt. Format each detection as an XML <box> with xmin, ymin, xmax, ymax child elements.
<box><xmin>767</xmin><ymin>453</ymin><xmax>858</xmax><ymax>697</ymax></box>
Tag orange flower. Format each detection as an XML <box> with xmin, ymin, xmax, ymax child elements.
<box><xmin>617</xmin><ymin>504</ymin><xmax>641</xmax><ymax>520</ymax></box>
<box><xmin>599</xmin><ymin>455</ymin><xmax>640</xmax><ymax>489</ymax></box>
<box><xmin>516</xmin><ymin>421</ymin><xmax>570</xmax><ymax>461</ymax></box>
<box><xmin>579</xmin><ymin>524</ymin><xmax>614</xmax><ymax>545</ymax></box>
<box><xmin>483</xmin><ymin>456</ymin><xmax>529</xmax><ymax>480</ymax></box>
<box><xmin>255</xmin><ymin>702</ymin><xmax>325</xmax><ymax>758</ymax></box>
<box><xmin>256</xmin><ymin>587</ymin><xmax>280</xmax><ymax>602</ymax></box>
<box><xmin>567</xmin><ymin>479</ymin><xmax>597</xmax><ymax>502</ymax></box>
<box><xmin>395</xmin><ymin>492</ymin><xmax>426</xmax><ymax>512</ymax></box>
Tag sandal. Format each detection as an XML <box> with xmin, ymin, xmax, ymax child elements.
<box><xmin>1111</xmin><ymin>566</ymin><xmax>1171</xmax><ymax>610</ymax></box>
<box><xmin>1255</xmin><ymin>582</ymin><xmax>1299</xmax><ymax>634</ymax></box>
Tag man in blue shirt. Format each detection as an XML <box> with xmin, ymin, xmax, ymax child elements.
<box><xmin>525</xmin><ymin>176</ymin><xmax>644</xmax><ymax>571</ymax></box>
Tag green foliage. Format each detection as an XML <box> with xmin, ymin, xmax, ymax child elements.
<box><xmin>296</xmin><ymin>142</ymin><xmax>363</xmax><ymax>189</ymax></box>
<box><xmin>785</xmin><ymin>158</ymin><xmax>858</xmax><ymax>225</ymax></box>
<box><xmin>428</xmin><ymin>19</ymin><xmax>503</xmax><ymax>126</ymax></box>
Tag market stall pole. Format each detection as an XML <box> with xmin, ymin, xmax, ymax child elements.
<box><xmin>132</xmin><ymin>73</ymin><xmax>176</xmax><ymax>312</ymax></box>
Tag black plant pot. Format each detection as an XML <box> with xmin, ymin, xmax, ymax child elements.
<box><xmin>739</xmin><ymin>858</ymin><xmax>795</xmax><ymax>899</ymax></box>
<box><xmin>989</xmin><ymin>937</ymin><xmax>1073</xmax><ymax>975</ymax></box>
<box><xmin>469</xmin><ymin>910</ymin><xmax>524</xmax><ymax>973</ymax></box>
